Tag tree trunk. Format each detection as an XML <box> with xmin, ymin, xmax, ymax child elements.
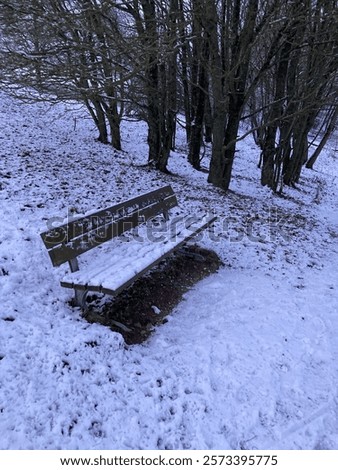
<box><xmin>221</xmin><ymin>96</ymin><xmax>242</xmax><ymax>190</ymax></box>
<box><xmin>306</xmin><ymin>106</ymin><xmax>338</xmax><ymax>169</ymax></box>
<box><xmin>178</xmin><ymin>0</ymin><xmax>192</xmax><ymax>143</ymax></box>
<box><xmin>204</xmin><ymin>90</ymin><xmax>213</xmax><ymax>143</ymax></box>
<box><xmin>209</xmin><ymin>0</ymin><xmax>259</xmax><ymax>191</ymax></box>
<box><xmin>261</xmin><ymin>36</ymin><xmax>293</xmax><ymax>189</ymax></box>
<box><xmin>206</xmin><ymin>0</ymin><xmax>227</xmax><ymax>189</ymax></box>
<box><xmin>108</xmin><ymin>108</ymin><xmax>122</xmax><ymax>151</ymax></box>
<box><xmin>188</xmin><ymin>39</ymin><xmax>209</xmax><ymax>169</ymax></box>
<box><xmin>92</xmin><ymin>99</ymin><xmax>109</xmax><ymax>144</ymax></box>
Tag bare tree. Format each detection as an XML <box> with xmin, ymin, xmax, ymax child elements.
<box><xmin>0</xmin><ymin>0</ymin><xmax>124</xmax><ymax>149</ymax></box>
<box><xmin>207</xmin><ymin>0</ymin><xmax>273</xmax><ymax>191</ymax></box>
<box><xmin>259</xmin><ymin>0</ymin><xmax>337</xmax><ymax>191</ymax></box>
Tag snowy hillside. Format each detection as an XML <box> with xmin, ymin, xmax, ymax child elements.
<box><xmin>0</xmin><ymin>93</ymin><xmax>337</xmax><ymax>450</ymax></box>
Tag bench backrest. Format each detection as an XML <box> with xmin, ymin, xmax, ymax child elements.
<box><xmin>40</xmin><ymin>185</ymin><xmax>177</xmax><ymax>267</ymax></box>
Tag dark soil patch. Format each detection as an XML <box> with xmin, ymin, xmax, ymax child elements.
<box><xmin>84</xmin><ymin>245</ymin><xmax>222</xmax><ymax>345</ymax></box>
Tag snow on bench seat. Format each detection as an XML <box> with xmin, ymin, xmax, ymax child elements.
<box><xmin>60</xmin><ymin>214</ymin><xmax>215</xmax><ymax>296</ymax></box>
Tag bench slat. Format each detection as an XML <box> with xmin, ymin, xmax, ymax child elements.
<box><xmin>41</xmin><ymin>185</ymin><xmax>176</xmax><ymax>249</ymax></box>
<box><xmin>60</xmin><ymin>214</ymin><xmax>217</xmax><ymax>296</ymax></box>
<box><xmin>43</xmin><ymin>193</ymin><xmax>178</xmax><ymax>266</ymax></box>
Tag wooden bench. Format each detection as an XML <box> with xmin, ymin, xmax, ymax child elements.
<box><xmin>40</xmin><ymin>185</ymin><xmax>216</xmax><ymax>309</ymax></box>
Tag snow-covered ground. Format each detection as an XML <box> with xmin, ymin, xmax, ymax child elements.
<box><xmin>0</xmin><ymin>93</ymin><xmax>337</xmax><ymax>450</ymax></box>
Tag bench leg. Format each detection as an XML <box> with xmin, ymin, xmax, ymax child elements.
<box><xmin>73</xmin><ymin>289</ymin><xmax>88</xmax><ymax>310</ymax></box>
<box><xmin>68</xmin><ymin>258</ymin><xmax>88</xmax><ymax>310</ymax></box>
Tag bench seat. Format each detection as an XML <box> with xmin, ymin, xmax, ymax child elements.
<box><xmin>60</xmin><ymin>214</ymin><xmax>215</xmax><ymax>296</ymax></box>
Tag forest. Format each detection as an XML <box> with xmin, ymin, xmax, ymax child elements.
<box><xmin>0</xmin><ymin>0</ymin><xmax>337</xmax><ymax>193</ymax></box>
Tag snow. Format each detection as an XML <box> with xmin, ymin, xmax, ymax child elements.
<box><xmin>60</xmin><ymin>214</ymin><xmax>216</xmax><ymax>295</ymax></box>
<box><xmin>0</xmin><ymin>92</ymin><xmax>337</xmax><ymax>450</ymax></box>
